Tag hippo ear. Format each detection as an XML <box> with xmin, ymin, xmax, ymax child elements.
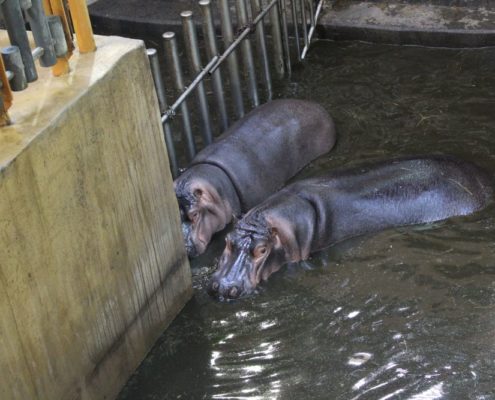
<box><xmin>190</xmin><ymin>181</ymin><xmax>221</xmax><ymax>206</ymax></box>
<box><xmin>268</xmin><ymin>218</ymin><xmax>311</xmax><ymax>262</ymax></box>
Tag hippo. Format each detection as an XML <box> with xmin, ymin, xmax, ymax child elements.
<box><xmin>174</xmin><ymin>99</ymin><xmax>336</xmax><ymax>257</ymax></box>
<box><xmin>209</xmin><ymin>155</ymin><xmax>493</xmax><ymax>299</ymax></box>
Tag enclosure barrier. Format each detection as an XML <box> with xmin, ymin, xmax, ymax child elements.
<box><xmin>147</xmin><ymin>0</ymin><xmax>324</xmax><ymax>178</ymax></box>
<box><xmin>0</xmin><ymin>0</ymin><xmax>96</xmax><ymax>126</ymax></box>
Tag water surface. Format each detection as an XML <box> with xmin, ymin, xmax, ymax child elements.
<box><xmin>119</xmin><ymin>40</ymin><xmax>495</xmax><ymax>399</ymax></box>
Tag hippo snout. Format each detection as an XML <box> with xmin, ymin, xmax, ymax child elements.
<box><xmin>208</xmin><ymin>278</ymin><xmax>245</xmax><ymax>300</ymax></box>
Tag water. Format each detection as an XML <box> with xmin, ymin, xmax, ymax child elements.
<box><xmin>118</xmin><ymin>40</ymin><xmax>495</xmax><ymax>399</ymax></box>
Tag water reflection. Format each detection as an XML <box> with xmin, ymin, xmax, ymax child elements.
<box><xmin>207</xmin><ymin>309</ymin><xmax>284</xmax><ymax>399</ymax></box>
<box><xmin>118</xmin><ymin>41</ymin><xmax>495</xmax><ymax>399</ymax></box>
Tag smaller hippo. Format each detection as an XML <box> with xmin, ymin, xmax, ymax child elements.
<box><xmin>209</xmin><ymin>155</ymin><xmax>493</xmax><ymax>299</ymax></box>
<box><xmin>174</xmin><ymin>99</ymin><xmax>336</xmax><ymax>257</ymax></box>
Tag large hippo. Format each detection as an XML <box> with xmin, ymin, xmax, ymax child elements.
<box><xmin>174</xmin><ymin>99</ymin><xmax>336</xmax><ymax>257</ymax></box>
<box><xmin>209</xmin><ymin>155</ymin><xmax>493</xmax><ymax>299</ymax></box>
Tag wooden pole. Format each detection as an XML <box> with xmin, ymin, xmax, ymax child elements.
<box><xmin>67</xmin><ymin>0</ymin><xmax>96</xmax><ymax>53</ymax></box>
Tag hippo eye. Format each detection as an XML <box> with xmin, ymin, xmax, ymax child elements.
<box><xmin>189</xmin><ymin>211</ymin><xmax>199</xmax><ymax>223</ymax></box>
<box><xmin>254</xmin><ymin>245</ymin><xmax>267</xmax><ymax>258</ymax></box>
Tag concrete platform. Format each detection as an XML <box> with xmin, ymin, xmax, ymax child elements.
<box><xmin>320</xmin><ymin>1</ymin><xmax>495</xmax><ymax>47</ymax></box>
<box><xmin>89</xmin><ymin>0</ymin><xmax>495</xmax><ymax>47</ymax></box>
<box><xmin>0</xmin><ymin>32</ymin><xmax>191</xmax><ymax>400</ymax></box>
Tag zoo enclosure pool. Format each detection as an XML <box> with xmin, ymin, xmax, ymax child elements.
<box><xmin>117</xmin><ymin>39</ymin><xmax>495</xmax><ymax>399</ymax></box>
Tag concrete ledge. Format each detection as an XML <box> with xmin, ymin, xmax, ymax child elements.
<box><xmin>0</xmin><ymin>33</ymin><xmax>191</xmax><ymax>400</ymax></box>
<box><xmin>89</xmin><ymin>0</ymin><xmax>495</xmax><ymax>47</ymax></box>
<box><xmin>320</xmin><ymin>2</ymin><xmax>495</xmax><ymax>47</ymax></box>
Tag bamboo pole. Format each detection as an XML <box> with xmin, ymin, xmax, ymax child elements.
<box><xmin>0</xmin><ymin>55</ymin><xmax>12</xmax><ymax>126</ymax></box>
<box><xmin>67</xmin><ymin>0</ymin><xmax>96</xmax><ymax>53</ymax></box>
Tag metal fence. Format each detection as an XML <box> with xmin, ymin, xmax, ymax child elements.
<box><xmin>147</xmin><ymin>0</ymin><xmax>324</xmax><ymax>178</ymax></box>
<box><xmin>0</xmin><ymin>0</ymin><xmax>96</xmax><ymax>125</ymax></box>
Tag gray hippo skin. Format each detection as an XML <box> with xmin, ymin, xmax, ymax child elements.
<box><xmin>209</xmin><ymin>155</ymin><xmax>493</xmax><ymax>299</ymax></box>
<box><xmin>174</xmin><ymin>99</ymin><xmax>336</xmax><ymax>257</ymax></box>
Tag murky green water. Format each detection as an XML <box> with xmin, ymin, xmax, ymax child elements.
<box><xmin>119</xmin><ymin>40</ymin><xmax>495</xmax><ymax>399</ymax></box>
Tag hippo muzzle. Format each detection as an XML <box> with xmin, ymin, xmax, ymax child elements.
<box><xmin>181</xmin><ymin>221</ymin><xmax>200</xmax><ymax>258</ymax></box>
<box><xmin>208</xmin><ymin>237</ymin><xmax>261</xmax><ymax>300</ymax></box>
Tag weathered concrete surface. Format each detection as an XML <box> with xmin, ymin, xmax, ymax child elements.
<box><xmin>0</xmin><ymin>32</ymin><xmax>191</xmax><ymax>400</ymax></box>
<box><xmin>89</xmin><ymin>0</ymin><xmax>495</xmax><ymax>47</ymax></box>
<box><xmin>320</xmin><ymin>1</ymin><xmax>495</xmax><ymax>47</ymax></box>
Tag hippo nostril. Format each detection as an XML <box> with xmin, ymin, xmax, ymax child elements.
<box><xmin>228</xmin><ymin>286</ymin><xmax>239</xmax><ymax>298</ymax></box>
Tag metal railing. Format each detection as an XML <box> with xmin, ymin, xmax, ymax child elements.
<box><xmin>0</xmin><ymin>0</ymin><xmax>96</xmax><ymax>126</ymax></box>
<box><xmin>148</xmin><ymin>0</ymin><xmax>324</xmax><ymax>178</ymax></box>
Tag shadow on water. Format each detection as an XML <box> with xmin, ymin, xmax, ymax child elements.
<box><xmin>118</xmin><ymin>40</ymin><xmax>495</xmax><ymax>399</ymax></box>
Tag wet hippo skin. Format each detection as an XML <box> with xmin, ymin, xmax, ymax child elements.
<box><xmin>174</xmin><ymin>99</ymin><xmax>337</xmax><ymax>257</ymax></box>
<box><xmin>209</xmin><ymin>155</ymin><xmax>494</xmax><ymax>299</ymax></box>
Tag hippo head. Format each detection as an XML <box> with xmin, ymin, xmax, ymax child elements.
<box><xmin>208</xmin><ymin>211</ymin><xmax>308</xmax><ymax>300</ymax></box>
<box><xmin>174</xmin><ymin>169</ymin><xmax>235</xmax><ymax>258</ymax></box>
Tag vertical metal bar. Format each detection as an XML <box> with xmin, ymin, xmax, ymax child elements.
<box><xmin>301</xmin><ymin>0</ymin><xmax>323</xmax><ymax>59</ymax></box>
<box><xmin>199</xmin><ymin>0</ymin><xmax>228</xmax><ymax>132</ymax></box>
<box><xmin>235</xmin><ymin>0</ymin><xmax>259</xmax><ymax>107</ymax></box>
<box><xmin>308</xmin><ymin>0</ymin><xmax>315</xmax><ymax>29</ymax></box>
<box><xmin>146</xmin><ymin>48</ymin><xmax>167</xmax><ymax>114</ymax></box>
<box><xmin>290</xmin><ymin>0</ymin><xmax>301</xmax><ymax>61</ymax></box>
<box><xmin>147</xmin><ymin>48</ymin><xmax>179</xmax><ymax>178</ymax></box>
<box><xmin>2</xmin><ymin>46</ymin><xmax>27</xmax><ymax>91</ymax></box>
<box><xmin>163</xmin><ymin>32</ymin><xmax>196</xmax><ymax>161</ymax></box>
<box><xmin>250</xmin><ymin>0</ymin><xmax>272</xmax><ymax>100</ymax></box>
<box><xmin>48</xmin><ymin>15</ymin><xmax>69</xmax><ymax>57</ymax></box>
<box><xmin>278</xmin><ymin>0</ymin><xmax>291</xmax><ymax>75</ymax></box>
<box><xmin>300</xmin><ymin>0</ymin><xmax>309</xmax><ymax>53</ymax></box>
<box><xmin>1</xmin><ymin>0</ymin><xmax>38</xmax><ymax>82</ymax></box>
<box><xmin>24</xmin><ymin>0</ymin><xmax>57</xmax><ymax>67</ymax></box>
<box><xmin>218</xmin><ymin>0</ymin><xmax>244</xmax><ymax>118</ymax></box>
<box><xmin>181</xmin><ymin>10</ymin><xmax>213</xmax><ymax>146</ymax></box>
<box><xmin>19</xmin><ymin>0</ymin><xmax>33</xmax><ymax>9</ymax></box>
<box><xmin>45</xmin><ymin>0</ymin><xmax>74</xmax><ymax>76</ymax></box>
<box><xmin>269</xmin><ymin>0</ymin><xmax>285</xmax><ymax>79</ymax></box>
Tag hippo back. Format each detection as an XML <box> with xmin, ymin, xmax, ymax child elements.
<box><xmin>190</xmin><ymin>99</ymin><xmax>336</xmax><ymax>210</ymax></box>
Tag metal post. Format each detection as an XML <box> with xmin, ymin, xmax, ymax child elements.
<box><xmin>163</xmin><ymin>32</ymin><xmax>196</xmax><ymax>161</ymax></box>
<box><xmin>199</xmin><ymin>0</ymin><xmax>228</xmax><ymax>132</ymax></box>
<box><xmin>308</xmin><ymin>0</ymin><xmax>315</xmax><ymax>30</ymax></box>
<box><xmin>301</xmin><ymin>0</ymin><xmax>323</xmax><ymax>59</ymax></box>
<box><xmin>146</xmin><ymin>48</ymin><xmax>167</xmax><ymax>113</ymax></box>
<box><xmin>278</xmin><ymin>0</ymin><xmax>291</xmax><ymax>75</ymax></box>
<box><xmin>291</xmin><ymin>0</ymin><xmax>301</xmax><ymax>61</ymax></box>
<box><xmin>1</xmin><ymin>0</ymin><xmax>38</xmax><ymax>82</ymax></box>
<box><xmin>219</xmin><ymin>0</ymin><xmax>244</xmax><ymax>118</ymax></box>
<box><xmin>147</xmin><ymin>48</ymin><xmax>179</xmax><ymax>178</ymax></box>
<box><xmin>181</xmin><ymin>10</ymin><xmax>213</xmax><ymax>146</ymax></box>
<box><xmin>300</xmin><ymin>0</ymin><xmax>309</xmax><ymax>54</ymax></box>
<box><xmin>19</xmin><ymin>0</ymin><xmax>32</xmax><ymax>9</ymax></box>
<box><xmin>24</xmin><ymin>0</ymin><xmax>57</xmax><ymax>67</ymax></box>
<box><xmin>2</xmin><ymin>46</ymin><xmax>27</xmax><ymax>91</ymax></box>
<box><xmin>235</xmin><ymin>0</ymin><xmax>259</xmax><ymax>107</ymax></box>
<box><xmin>250</xmin><ymin>0</ymin><xmax>272</xmax><ymax>100</ymax></box>
<box><xmin>269</xmin><ymin>0</ymin><xmax>285</xmax><ymax>79</ymax></box>
<box><xmin>47</xmin><ymin>15</ymin><xmax>69</xmax><ymax>57</ymax></box>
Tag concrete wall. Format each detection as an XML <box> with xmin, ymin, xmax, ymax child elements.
<box><xmin>0</xmin><ymin>33</ymin><xmax>191</xmax><ymax>400</ymax></box>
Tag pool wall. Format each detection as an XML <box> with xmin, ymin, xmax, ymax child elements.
<box><xmin>88</xmin><ymin>0</ymin><xmax>495</xmax><ymax>48</ymax></box>
<box><xmin>0</xmin><ymin>33</ymin><xmax>192</xmax><ymax>400</ymax></box>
